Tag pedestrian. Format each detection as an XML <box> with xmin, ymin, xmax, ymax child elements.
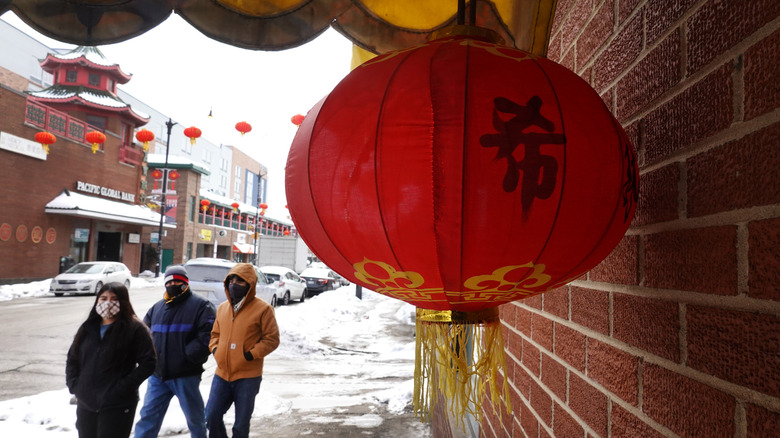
<box><xmin>134</xmin><ymin>266</ymin><xmax>216</xmax><ymax>438</ymax></box>
<box><xmin>206</xmin><ymin>263</ymin><xmax>280</xmax><ymax>438</ymax></box>
<box><xmin>66</xmin><ymin>282</ymin><xmax>156</xmax><ymax>438</ymax></box>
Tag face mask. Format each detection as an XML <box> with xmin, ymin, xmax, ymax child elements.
<box><xmin>96</xmin><ymin>300</ymin><xmax>120</xmax><ymax>319</ymax></box>
<box><xmin>229</xmin><ymin>283</ymin><xmax>249</xmax><ymax>303</ymax></box>
<box><xmin>166</xmin><ymin>283</ymin><xmax>187</xmax><ymax>297</ymax></box>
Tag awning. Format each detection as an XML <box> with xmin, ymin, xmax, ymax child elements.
<box><xmin>45</xmin><ymin>189</ymin><xmax>173</xmax><ymax>228</ymax></box>
<box><xmin>233</xmin><ymin>242</ymin><xmax>254</xmax><ymax>254</ymax></box>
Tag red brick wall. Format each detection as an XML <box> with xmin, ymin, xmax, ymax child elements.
<box><xmin>481</xmin><ymin>1</ymin><xmax>780</xmax><ymax>437</ymax></box>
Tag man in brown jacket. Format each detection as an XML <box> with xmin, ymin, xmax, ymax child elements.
<box><xmin>205</xmin><ymin>263</ymin><xmax>280</xmax><ymax>438</ymax></box>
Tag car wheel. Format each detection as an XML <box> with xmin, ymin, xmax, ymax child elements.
<box><xmin>54</xmin><ymin>292</ymin><xmax>63</xmax><ymax>297</ymax></box>
<box><xmin>94</xmin><ymin>282</ymin><xmax>103</xmax><ymax>295</ymax></box>
<box><xmin>282</xmin><ymin>292</ymin><xmax>290</xmax><ymax>306</ymax></box>
<box><xmin>124</xmin><ymin>279</ymin><xmax>131</xmax><ymax>289</ymax></box>
<box><xmin>271</xmin><ymin>295</ymin><xmax>278</xmax><ymax>307</ymax></box>
<box><xmin>299</xmin><ymin>290</ymin><xmax>306</xmax><ymax>302</ymax></box>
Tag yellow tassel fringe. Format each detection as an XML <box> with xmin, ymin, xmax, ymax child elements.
<box><xmin>413</xmin><ymin>308</ymin><xmax>512</xmax><ymax>427</ymax></box>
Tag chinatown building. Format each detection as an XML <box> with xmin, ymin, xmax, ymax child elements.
<box><xmin>0</xmin><ymin>45</ymin><xmax>159</xmax><ymax>282</ymax></box>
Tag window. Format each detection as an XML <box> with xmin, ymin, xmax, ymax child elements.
<box><xmin>235</xmin><ymin>165</ymin><xmax>241</xmax><ymax>175</ymax></box>
<box><xmin>189</xmin><ymin>195</ymin><xmax>196</xmax><ymax>222</ymax></box>
<box><xmin>220</xmin><ymin>175</ymin><xmax>228</xmax><ymax>188</ymax></box>
<box><xmin>66</xmin><ymin>70</ymin><xmax>77</xmax><ymax>82</ymax></box>
<box><xmin>186</xmin><ymin>242</ymin><xmax>193</xmax><ymax>261</ymax></box>
<box><xmin>107</xmin><ymin>78</ymin><xmax>115</xmax><ymax>92</ymax></box>
<box><xmin>88</xmin><ymin>73</ymin><xmax>100</xmax><ymax>86</ymax></box>
<box><xmin>234</xmin><ymin>178</ymin><xmax>241</xmax><ymax>195</ymax></box>
<box><xmin>86</xmin><ymin>115</ymin><xmax>107</xmax><ymax>131</ymax></box>
<box><xmin>203</xmin><ymin>150</ymin><xmax>212</xmax><ymax>163</ymax></box>
<box><xmin>221</xmin><ymin>158</ymin><xmax>228</xmax><ymax>171</ymax></box>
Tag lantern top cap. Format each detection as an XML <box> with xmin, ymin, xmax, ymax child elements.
<box><xmin>429</xmin><ymin>25</ymin><xmax>504</xmax><ymax>45</ymax></box>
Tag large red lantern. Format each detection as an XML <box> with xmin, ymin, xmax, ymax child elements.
<box><xmin>135</xmin><ymin>129</ymin><xmax>155</xmax><ymax>151</ymax></box>
<box><xmin>200</xmin><ymin>199</ymin><xmax>211</xmax><ymax>212</ymax></box>
<box><xmin>286</xmin><ymin>27</ymin><xmax>638</xmax><ymax>421</ymax></box>
<box><xmin>291</xmin><ymin>114</ymin><xmax>305</xmax><ymax>127</ymax></box>
<box><xmin>235</xmin><ymin>121</ymin><xmax>252</xmax><ymax>136</ymax></box>
<box><xmin>34</xmin><ymin>131</ymin><xmax>56</xmax><ymax>154</ymax></box>
<box><xmin>85</xmin><ymin>130</ymin><xmax>106</xmax><ymax>154</ymax></box>
<box><xmin>183</xmin><ymin>126</ymin><xmax>202</xmax><ymax>145</ymax></box>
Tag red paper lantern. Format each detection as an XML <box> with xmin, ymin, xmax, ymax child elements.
<box><xmin>183</xmin><ymin>126</ymin><xmax>202</xmax><ymax>145</ymax></box>
<box><xmin>34</xmin><ymin>131</ymin><xmax>56</xmax><ymax>154</ymax></box>
<box><xmin>151</xmin><ymin>169</ymin><xmax>163</xmax><ymax>180</ymax></box>
<box><xmin>286</xmin><ymin>27</ymin><xmax>638</xmax><ymax>420</ymax></box>
<box><xmin>235</xmin><ymin>121</ymin><xmax>252</xmax><ymax>136</ymax></box>
<box><xmin>291</xmin><ymin>114</ymin><xmax>305</xmax><ymax>127</ymax></box>
<box><xmin>168</xmin><ymin>170</ymin><xmax>180</xmax><ymax>190</ymax></box>
<box><xmin>135</xmin><ymin>129</ymin><xmax>155</xmax><ymax>151</ymax></box>
<box><xmin>231</xmin><ymin>202</ymin><xmax>240</xmax><ymax>213</ymax></box>
<box><xmin>200</xmin><ymin>198</ymin><xmax>211</xmax><ymax>212</ymax></box>
<box><xmin>259</xmin><ymin>203</ymin><xmax>268</xmax><ymax>210</ymax></box>
<box><xmin>283</xmin><ymin>229</ymin><xmax>291</xmax><ymax>236</ymax></box>
<box><xmin>85</xmin><ymin>130</ymin><xmax>106</xmax><ymax>154</ymax></box>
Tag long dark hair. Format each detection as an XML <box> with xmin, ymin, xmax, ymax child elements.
<box><xmin>70</xmin><ymin>282</ymin><xmax>142</xmax><ymax>369</ymax></box>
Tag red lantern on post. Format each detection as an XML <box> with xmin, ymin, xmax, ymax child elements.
<box><xmin>235</xmin><ymin>121</ymin><xmax>252</xmax><ymax>136</ymax></box>
<box><xmin>168</xmin><ymin>170</ymin><xmax>180</xmax><ymax>190</ymax></box>
<box><xmin>259</xmin><ymin>202</ymin><xmax>268</xmax><ymax>216</ymax></box>
<box><xmin>286</xmin><ymin>27</ymin><xmax>638</xmax><ymax>422</ymax></box>
<box><xmin>135</xmin><ymin>129</ymin><xmax>155</xmax><ymax>151</ymax></box>
<box><xmin>85</xmin><ymin>130</ymin><xmax>106</xmax><ymax>154</ymax></box>
<box><xmin>291</xmin><ymin>114</ymin><xmax>305</xmax><ymax>127</ymax></box>
<box><xmin>34</xmin><ymin>131</ymin><xmax>56</xmax><ymax>154</ymax></box>
<box><xmin>151</xmin><ymin>169</ymin><xmax>163</xmax><ymax>190</ymax></box>
<box><xmin>200</xmin><ymin>199</ymin><xmax>211</xmax><ymax>212</ymax></box>
<box><xmin>183</xmin><ymin>126</ymin><xmax>202</xmax><ymax>145</ymax></box>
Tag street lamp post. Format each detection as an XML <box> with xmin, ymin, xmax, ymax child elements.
<box><xmin>252</xmin><ymin>177</ymin><xmax>262</xmax><ymax>266</ymax></box>
<box><xmin>155</xmin><ymin>118</ymin><xmax>177</xmax><ymax>277</ymax></box>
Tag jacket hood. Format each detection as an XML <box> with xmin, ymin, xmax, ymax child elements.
<box><xmin>223</xmin><ymin>263</ymin><xmax>257</xmax><ymax>304</ymax></box>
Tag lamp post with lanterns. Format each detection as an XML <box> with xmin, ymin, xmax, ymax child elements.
<box><xmin>155</xmin><ymin>118</ymin><xmax>177</xmax><ymax>277</ymax></box>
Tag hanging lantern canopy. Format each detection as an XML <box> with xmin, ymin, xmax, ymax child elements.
<box><xmin>235</xmin><ymin>121</ymin><xmax>252</xmax><ymax>136</ymax></box>
<box><xmin>85</xmin><ymin>131</ymin><xmax>106</xmax><ymax>154</ymax></box>
<box><xmin>200</xmin><ymin>199</ymin><xmax>211</xmax><ymax>212</ymax></box>
<box><xmin>183</xmin><ymin>126</ymin><xmax>202</xmax><ymax>145</ymax></box>
<box><xmin>291</xmin><ymin>114</ymin><xmax>305</xmax><ymax>127</ymax></box>
<box><xmin>286</xmin><ymin>27</ymin><xmax>638</xmax><ymax>423</ymax></box>
<box><xmin>135</xmin><ymin>129</ymin><xmax>155</xmax><ymax>152</ymax></box>
<box><xmin>34</xmin><ymin>131</ymin><xmax>56</xmax><ymax>154</ymax></box>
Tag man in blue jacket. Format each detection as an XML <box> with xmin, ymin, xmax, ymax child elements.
<box><xmin>134</xmin><ymin>266</ymin><xmax>216</xmax><ymax>438</ymax></box>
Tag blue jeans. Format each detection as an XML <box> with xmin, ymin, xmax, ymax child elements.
<box><xmin>205</xmin><ymin>375</ymin><xmax>262</xmax><ymax>438</ymax></box>
<box><xmin>134</xmin><ymin>375</ymin><xmax>206</xmax><ymax>438</ymax></box>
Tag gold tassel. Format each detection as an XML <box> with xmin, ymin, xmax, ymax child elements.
<box><xmin>413</xmin><ymin>308</ymin><xmax>511</xmax><ymax>427</ymax></box>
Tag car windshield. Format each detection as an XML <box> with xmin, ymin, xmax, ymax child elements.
<box><xmin>65</xmin><ymin>263</ymin><xmax>104</xmax><ymax>274</ymax></box>
<box><xmin>264</xmin><ymin>273</ymin><xmax>281</xmax><ymax>282</ymax></box>
<box><xmin>187</xmin><ymin>265</ymin><xmax>231</xmax><ymax>282</ymax></box>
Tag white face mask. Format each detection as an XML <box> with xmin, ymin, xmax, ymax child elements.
<box><xmin>95</xmin><ymin>300</ymin><xmax>120</xmax><ymax>319</ymax></box>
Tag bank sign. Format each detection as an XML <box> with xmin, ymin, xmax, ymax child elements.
<box><xmin>76</xmin><ymin>181</ymin><xmax>136</xmax><ymax>202</ymax></box>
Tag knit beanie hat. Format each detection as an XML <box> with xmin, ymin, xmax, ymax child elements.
<box><xmin>164</xmin><ymin>265</ymin><xmax>189</xmax><ymax>285</ymax></box>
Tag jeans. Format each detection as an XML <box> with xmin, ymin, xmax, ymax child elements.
<box><xmin>205</xmin><ymin>375</ymin><xmax>262</xmax><ymax>438</ymax></box>
<box><xmin>76</xmin><ymin>403</ymin><xmax>137</xmax><ymax>438</ymax></box>
<box><xmin>134</xmin><ymin>375</ymin><xmax>206</xmax><ymax>438</ymax></box>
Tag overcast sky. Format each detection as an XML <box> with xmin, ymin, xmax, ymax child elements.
<box><xmin>1</xmin><ymin>12</ymin><xmax>354</xmax><ymax>218</ymax></box>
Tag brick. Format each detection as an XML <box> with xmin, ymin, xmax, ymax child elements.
<box><xmin>532</xmin><ymin>313</ymin><xmax>554</xmax><ymax>352</ymax></box>
<box><xmin>744</xmin><ymin>29</ymin><xmax>780</xmax><ymax>120</ymax></box>
<box><xmin>508</xmin><ymin>383</ymin><xmax>525</xmax><ymax>426</ymax></box>
<box><xmin>568</xmin><ymin>373</ymin><xmax>608</xmax><ymax>437</ymax></box>
<box><xmin>589</xmin><ymin>234</ymin><xmax>639</xmax><ymax>284</ymax></box>
<box><xmin>506</xmin><ymin>326</ymin><xmax>523</xmax><ymax>361</ymax></box>
<box><xmin>643</xmin><ymin>64</ymin><xmax>733</xmax><ymax>165</ymax></box>
<box><xmin>746</xmin><ymin>403</ymin><xmax>780</xmax><ymax>437</ymax></box>
<box><xmin>613</xmin><ymin>294</ymin><xmax>680</xmax><ymax>362</ymax></box>
<box><xmin>553</xmin><ymin>402</ymin><xmax>584</xmax><ymax>437</ymax></box>
<box><xmin>570</xmin><ymin>287</ymin><xmax>610</xmax><ymax>335</ymax></box>
<box><xmin>646</xmin><ymin>0</ymin><xmax>697</xmax><ymax>44</ymax></box>
<box><xmin>514</xmin><ymin>360</ymin><xmax>532</xmax><ymax>400</ymax></box>
<box><xmin>644</xmin><ymin>226</ymin><xmax>737</xmax><ymax>295</ymax></box>
<box><xmin>587</xmin><ymin>339</ymin><xmax>639</xmax><ymax>405</ymax></box>
<box><xmin>618</xmin><ymin>0</ymin><xmax>642</xmax><ymax>25</ymax></box>
<box><xmin>542</xmin><ymin>286</ymin><xmax>569</xmax><ymax>320</ymax></box>
<box><xmin>551</xmin><ymin>0</ymin><xmax>577</xmax><ymax>35</ymax></box>
<box><xmin>748</xmin><ymin>217</ymin><xmax>780</xmax><ymax>301</ymax></box>
<box><xmin>554</xmin><ymin>323</ymin><xmax>587</xmax><ymax>372</ymax></box>
<box><xmin>623</xmin><ymin>121</ymin><xmax>641</xmax><ymax>167</ymax></box>
<box><xmin>687</xmin><ymin>0</ymin><xmax>780</xmax><ymax>73</ymax></box>
<box><xmin>517</xmin><ymin>307</ymin><xmax>533</xmax><ymax>336</ymax></box>
<box><xmin>577</xmin><ymin>1</ymin><xmax>614</xmax><ymax>66</ymax></box>
<box><xmin>616</xmin><ymin>31</ymin><xmax>681</xmax><ymax>120</ymax></box>
<box><xmin>643</xmin><ymin>364</ymin><xmax>735</xmax><ymax>437</ymax></box>
<box><xmin>633</xmin><ymin>163</ymin><xmax>679</xmax><ymax>226</ymax></box>
<box><xmin>525</xmin><ymin>294</ymin><xmax>543</xmax><ymax>310</ymax></box>
<box><xmin>560</xmin><ymin>0</ymin><xmax>594</xmax><ymax>52</ymax></box>
<box><xmin>611</xmin><ymin>404</ymin><xmax>665</xmax><ymax>438</ymax></box>
<box><xmin>530</xmin><ymin>380</ymin><xmax>553</xmax><ymax>427</ymax></box>
<box><xmin>687</xmin><ymin>121</ymin><xmax>780</xmax><ymax>217</ymax></box>
<box><xmin>523</xmin><ymin>338</ymin><xmax>541</xmax><ymax>377</ymax></box>
<box><xmin>541</xmin><ymin>353</ymin><xmax>567</xmax><ymax>401</ymax></box>
<box><xmin>521</xmin><ymin>397</ymin><xmax>540</xmax><ymax>438</ymax></box>
<box><xmin>500</xmin><ymin>302</ymin><xmax>516</xmax><ymax>327</ymax></box>
<box><xmin>687</xmin><ymin>306</ymin><xmax>780</xmax><ymax>398</ymax></box>
<box><xmin>547</xmin><ymin>34</ymin><xmax>562</xmax><ymax>64</ymax></box>
<box><xmin>593</xmin><ymin>13</ymin><xmax>642</xmax><ymax>92</ymax></box>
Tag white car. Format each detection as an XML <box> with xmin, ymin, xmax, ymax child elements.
<box><xmin>184</xmin><ymin>258</ymin><xmax>278</xmax><ymax>307</ymax></box>
<box><xmin>50</xmin><ymin>262</ymin><xmax>132</xmax><ymax>296</ymax></box>
<box><xmin>260</xmin><ymin>266</ymin><xmax>307</xmax><ymax>305</ymax></box>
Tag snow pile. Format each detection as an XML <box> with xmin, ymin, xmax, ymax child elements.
<box><xmin>0</xmin><ymin>279</ymin><xmax>52</xmax><ymax>301</ymax></box>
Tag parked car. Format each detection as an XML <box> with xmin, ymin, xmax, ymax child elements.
<box><xmin>184</xmin><ymin>258</ymin><xmax>277</xmax><ymax>307</ymax></box>
<box><xmin>299</xmin><ymin>267</ymin><xmax>340</xmax><ymax>296</ymax></box>
<box><xmin>260</xmin><ymin>266</ymin><xmax>307</xmax><ymax>305</ymax></box>
<box><xmin>333</xmin><ymin>271</ymin><xmax>351</xmax><ymax>287</ymax></box>
<box><xmin>50</xmin><ymin>261</ymin><xmax>132</xmax><ymax>296</ymax></box>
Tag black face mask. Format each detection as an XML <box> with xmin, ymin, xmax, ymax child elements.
<box><xmin>166</xmin><ymin>283</ymin><xmax>187</xmax><ymax>297</ymax></box>
<box><xmin>229</xmin><ymin>283</ymin><xmax>249</xmax><ymax>303</ymax></box>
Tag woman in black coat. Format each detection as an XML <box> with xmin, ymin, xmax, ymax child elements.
<box><xmin>66</xmin><ymin>282</ymin><xmax>156</xmax><ymax>438</ymax></box>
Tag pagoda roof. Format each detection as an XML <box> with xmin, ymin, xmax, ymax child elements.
<box><xmin>28</xmin><ymin>85</ymin><xmax>150</xmax><ymax>124</ymax></box>
<box><xmin>40</xmin><ymin>46</ymin><xmax>132</xmax><ymax>83</ymax></box>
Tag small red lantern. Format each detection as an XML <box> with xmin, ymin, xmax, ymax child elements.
<box><xmin>168</xmin><ymin>170</ymin><xmax>180</xmax><ymax>190</ymax></box>
<box><xmin>235</xmin><ymin>121</ymin><xmax>252</xmax><ymax>136</ymax></box>
<box><xmin>259</xmin><ymin>203</ymin><xmax>268</xmax><ymax>209</ymax></box>
<box><xmin>200</xmin><ymin>199</ymin><xmax>211</xmax><ymax>212</ymax></box>
<box><xmin>283</xmin><ymin>229</ymin><xmax>291</xmax><ymax>236</ymax></box>
<box><xmin>183</xmin><ymin>126</ymin><xmax>202</xmax><ymax>145</ymax></box>
<box><xmin>151</xmin><ymin>169</ymin><xmax>163</xmax><ymax>190</ymax></box>
<box><xmin>231</xmin><ymin>202</ymin><xmax>240</xmax><ymax>213</ymax></box>
<box><xmin>85</xmin><ymin>130</ymin><xmax>106</xmax><ymax>154</ymax></box>
<box><xmin>286</xmin><ymin>27</ymin><xmax>638</xmax><ymax>422</ymax></box>
<box><xmin>34</xmin><ymin>131</ymin><xmax>56</xmax><ymax>154</ymax></box>
<box><xmin>135</xmin><ymin>129</ymin><xmax>155</xmax><ymax>151</ymax></box>
<box><xmin>291</xmin><ymin>114</ymin><xmax>305</xmax><ymax>127</ymax></box>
